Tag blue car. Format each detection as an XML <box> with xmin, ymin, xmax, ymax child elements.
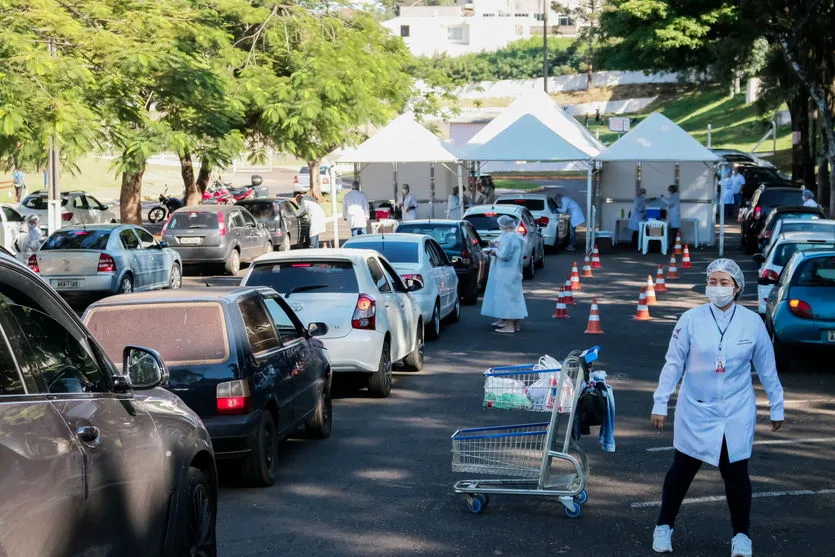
<box><xmin>764</xmin><ymin>249</ymin><xmax>835</xmax><ymax>371</ymax></box>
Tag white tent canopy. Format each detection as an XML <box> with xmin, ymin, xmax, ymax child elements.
<box><xmin>467</xmin><ymin>113</ymin><xmax>592</xmax><ymax>162</ymax></box>
<box><xmin>596</xmin><ymin>112</ymin><xmax>720</xmax><ymax>163</ymax></box>
<box><xmin>336</xmin><ymin>113</ymin><xmax>459</xmax><ymax>164</ymax></box>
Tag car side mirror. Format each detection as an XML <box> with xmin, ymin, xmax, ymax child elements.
<box><xmin>405</xmin><ymin>277</ymin><xmax>424</xmax><ymax>292</ymax></box>
<box><xmin>757</xmin><ymin>276</ymin><xmax>777</xmax><ymax>286</ymax></box>
<box><xmin>158</xmin><ymin>241</ymin><xmax>169</xmax><ymax>249</ymax></box>
<box><xmin>307</xmin><ymin>322</ymin><xmax>328</xmax><ymax>337</ymax></box>
<box><xmin>101</xmin><ymin>204</ymin><xmax>109</xmax><ymax>210</ymax></box>
<box><xmin>123</xmin><ymin>346</ymin><xmax>168</xmax><ymax>390</ymax></box>
<box><xmin>752</xmin><ymin>253</ymin><xmax>765</xmax><ymax>264</ymax></box>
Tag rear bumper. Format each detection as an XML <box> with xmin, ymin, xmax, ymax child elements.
<box><xmin>170</xmin><ymin>245</ymin><xmax>230</xmax><ymax>263</ymax></box>
<box><xmin>203</xmin><ymin>410</ymin><xmax>263</xmax><ymax>460</ymax></box>
<box><xmin>42</xmin><ymin>273</ymin><xmax>118</xmax><ymax>294</ymax></box>
<box><xmin>773</xmin><ymin>309</ymin><xmax>835</xmax><ymax>346</ymax></box>
<box><xmin>322</xmin><ymin>331</ymin><xmax>385</xmax><ymax>373</ymax></box>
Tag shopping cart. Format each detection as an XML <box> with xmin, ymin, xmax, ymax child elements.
<box><xmin>451</xmin><ymin>347</ymin><xmax>599</xmax><ymax>517</ymax></box>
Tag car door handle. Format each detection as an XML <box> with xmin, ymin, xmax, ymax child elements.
<box><xmin>384</xmin><ymin>303</ymin><xmax>391</xmax><ymax>308</ymax></box>
<box><xmin>76</xmin><ymin>425</ymin><xmax>100</xmax><ymax>444</ymax></box>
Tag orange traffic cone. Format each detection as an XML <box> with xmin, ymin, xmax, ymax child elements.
<box><xmin>581</xmin><ymin>254</ymin><xmax>594</xmax><ymax>278</ymax></box>
<box><xmin>584</xmin><ymin>299</ymin><xmax>604</xmax><ymax>334</ymax></box>
<box><xmin>634</xmin><ymin>287</ymin><xmax>652</xmax><ymax>320</ymax></box>
<box><xmin>666</xmin><ymin>254</ymin><xmax>680</xmax><ymax>280</ymax></box>
<box><xmin>681</xmin><ymin>245</ymin><xmax>693</xmax><ymax>269</ymax></box>
<box><xmin>571</xmin><ymin>262</ymin><xmax>583</xmax><ymax>290</ymax></box>
<box><xmin>674</xmin><ymin>233</ymin><xmax>683</xmax><ymax>256</ymax></box>
<box><xmin>564</xmin><ymin>275</ymin><xmax>575</xmax><ymax>304</ymax></box>
<box><xmin>655</xmin><ymin>265</ymin><xmax>668</xmax><ymax>292</ymax></box>
<box><xmin>645</xmin><ymin>275</ymin><xmax>658</xmax><ymax>306</ymax></box>
<box><xmin>591</xmin><ymin>245</ymin><xmax>602</xmax><ymax>269</ymax></box>
<box><xmin>552</xmin><ymin>287</ymin><xmax>569</xmax><ymax>319</ymax></box>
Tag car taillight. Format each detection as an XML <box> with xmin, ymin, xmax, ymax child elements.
<box><xmin>762</xmin><ymin>230</ymin><xmax>772</xmax><ymax>239</ymax></box>
<box><xmin>62</xmin><ymin>212</ymin><xmax>73</xmax><ymax>222</ymax></box>
<box><xmin>217</xmin><ymin>211</ymin><xmax>226</xmax><ymax>236</ymax></box>
<box><xmin>761</xmin><ymin>269</ymin><xmax>779</xmax><ymax>282</ymax></box>
<box><xmin>161</xmin><ymin>216</ymin><xmax>172</xmax><ymax>236</ymax></box>
<box><xmin>537</xmin><ymin>217</ymin><xmax>550</xmax><ymax>226</ymax></box>
<box><xmin>517</xmin><ymin>223</ymin><xmax>528</xmax><ymax>235</ymax></box>
<box><xmin>460</xmin><ymin>248</ymin><xmax>472</xmax><ymax>265</ymax></box>
<box><xmin>97</xmin><ymin>254</ymin><xmax>116</xmax><ymax>272</ymax></box>
<box><xmin>754</xmin><ymin>206</ymin><xmax>762</xmax><ymax>218</ymax></box>
<box><xmin>788</xmin><ymin>299</ymin><xmax>813</xmax><ymax>319</ymax></box>
<box><xmin>216</xmin><ymin>379</ymin><xmax>252</xmax><ymax>415</ymax></box>
<box><xmin>27</xmin><ymin>255</ymin><xmax>39</xmax><ymax>273</ymax></box>
<box><xmin>352</xmin><ymin>294</ymin><xmax>376</xmax><ymax>330</ymax></box>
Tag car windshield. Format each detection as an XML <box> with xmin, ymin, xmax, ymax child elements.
<box><xmin>84</xmin><ymin>303</ymin><xmax>230</xmax><ymax>365</ymax></box>
<box><xmin>795</xmin><ymin>256</ymin><xmax>835</xmax><ymax>286</ymax></box>
<box><xmin>344</xmin><ymin>241</ymin><xmax>419</xmax><ymax>263</ymax></box>
<box><xmin>775</xmin><ymin>241</ymin><xmax>835</xmax><ymax>266</ymax></box>
<box><xmin>239</xmin><ymin>202</ymin><xmax>275</xmax><ymax>221</ymax></box>
<box><xmin>465</xmin><ymin>214</ymin><xmax>501</xmax><ymax>231</ymax></box>
<box><xmin>395</xmin><ymin>225</ymin><xmax>462</xmax><ymax>250</ymax></box>
<box><xmin>760</xmin><ymin>190</ymin><xmax>802</xmax><ymax>207</ymax></box>
<box><xmin>246</xmin><ymin>261</ymin><xmax>359</xmax><ymax>294</ymax></box>
<box><xmin>168</xmin><ymin>212</ymin><xmax>219</xmax><ymax>230</ymax></box>
<box><xmin>496</xmin><ymin>198</ymin><xmax>545</xmax><ymax>211</ymax></box>
<box><xmin>42</xmin><ymin>229</ymin><xmax>111</xmax><ymax>250</ymax></box>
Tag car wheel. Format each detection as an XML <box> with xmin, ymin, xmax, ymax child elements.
<box><xmin>280</xmin><ymin>236</ymin><xmax>291</xmax><ymax>251</ymax></box>
<box><xmin>523</xmin><ymin>257</ymin><xmax>534</xmax><ymax>280</ymax></box>
<box><xmin>148</xmin><ymin>207</ymin><xmax>166</xmax><ymax>223</ymax></box>
<box><xmin>402</xmin><ymin>322</ymin><xmax>424</xmax><ymax>372</ymax></box>
<box><xmin>241</xmin><ymin>411</ymin><xmax>278</xmax><ymax>487</ymax></box>
<box><xmin>170</xmin><ymin>467</ymin><xmax>217</xmax><ymax>557</ymax></box>
<box><xmin>534</xmin><ymin>246</ymin><xmax>545</xmax><ymax>269</ymax></box>
<box><xmin>118</xmin><ymin>274</ymin><xmax>134</xmax><ymax>294</ymax></box>
<box><xmin>770</xmin><ymin>329</ymin><xmax>791</xmax><ymax>373</ymax></box>
<box><xmin>368</xmin><ymin>339</ymin><xmax>392</xmax><ymax>398</ymax></box>
<box><xmin>168</xmin><ymin>265</ymin><xmax>182</xmax><ymax>289</ymax></box>
<box><xmin>304</xmin><ymin>376</ymin><xmax>332</xmax><ymax>439</ymax></box>
<box><xmin>446</xmin><ymin>296</ymin><xmax>461</xmax><ymax>323</ymax></box>
<box><xmin>462</xmin><ymin>275</ymin><xmax>479</xmax><ymax>305</ymax></box>
<box><xmin>224</xmin><ymin>249</ymin><xmax>241</xmax><ymax>276</ymax></box>
<box><xmin>426</xmin><ymin>301</ymin><xmax>441</xmax><ymax>340</ymax></box>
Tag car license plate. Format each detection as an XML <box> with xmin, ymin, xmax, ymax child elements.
<box><xmin>828</xmin><ymin>330</ymin><xmax>835</xmax><ymax>343</ymax></box>
<box><xmin>179</xmin><ymin>237</ymin><xmax>202</xmax><ymax>245</ymax></box>
<box><xmin>52</xmin><ymin>279</ymin><xmax>82</xmax><ymax>290</ymax></box>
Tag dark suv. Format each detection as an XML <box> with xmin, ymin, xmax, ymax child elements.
<box><xmin>236</xmin><ymin>198</ymin><xmax>311</xmax><ymax>251</ymax></box>
<box><xmin>735</xmin><ymin>164</ymin><xmax>794</xmax><ymax>200</ymax></box>
<box><xmin>740</xmin><ymin>186</ymin><xmax>805</xmax><ymax>253</ymax></box>
<box><xmin>0</xmin><ymin>252</ymin><xmax>217</xmax><ymax>556</ymax></box>
<box><xmin>84</xmin><ymin>287</ymin><xmax>333</xmax><ymax>487</ymax></box>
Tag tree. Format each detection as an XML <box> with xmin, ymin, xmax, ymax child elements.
<box><xmin>553</xmin><ymin>0</ymin><xmax>603</xmax><ymax>90</ymax></box>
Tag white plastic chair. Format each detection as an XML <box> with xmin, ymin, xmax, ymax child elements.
<box><xmin>641</xmin><ymin>219</ymin><xmax>668</xmax><ymax>255</ymax></box>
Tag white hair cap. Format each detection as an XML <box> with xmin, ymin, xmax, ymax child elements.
<box><xmin>497</xmin><ymin>215</ymin><xmax>517</xmax><ymax>229</ymax></box>
<box><xmin>706</xmin><ymin>258</ymin><xmax>744</xmax><ymax>292</ymax></box>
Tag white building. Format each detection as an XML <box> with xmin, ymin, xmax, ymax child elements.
<box><xmin>382</xmin><ymin>0</ymin><xmax>587</xmax><ymax>58</ymax></box>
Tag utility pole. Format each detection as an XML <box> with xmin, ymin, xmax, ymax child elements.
<box><xmin>46</xmin><ymin>38</ymin><xmax>61</xmax><ymax>235</ymax></box>
<box><xmin>543</xmin><ymin>0</ymin><xmax>549</xmax><ymax>93</ymax></box>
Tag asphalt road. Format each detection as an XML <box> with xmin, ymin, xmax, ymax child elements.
<box><xmin>180</xmin><ymin>223</ymin><xmax>835</xmax><ymax>556</ymax></box>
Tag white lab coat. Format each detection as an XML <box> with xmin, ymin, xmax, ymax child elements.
<box><xmin>343</xmin><ymin>189</ymin><xmax>369</xmax><ymax>229</ymax></box>
<box><xmin>559</xmin><ymin>197</ymin><xmax>586</xmax><ymax>228</ymax></box>
<box><xmin>720</xmin><ymin>178</ymin><xmax>735</xmax><ymax>205</ymax></box>
<box><xmin>803</xmin><ymin>198</ymin><xmax>820</xmax><ymax>208</ymax></box>
<box><xmin>400</xmin><ymin>192</ymin><xmax>418</xmax><ymax>221</ymax></box>
<box><xmin>480</xmin><ymin>232</ymin><xmax>528</xmax><ymax>320</ymax></box>
<box><xmin>16</xmin><ymin>226</ymin><xmax>42</xmax><ymax>259</ymax></box>
<box><xmin>662</xmin><ymin>193</ymin><xmax>681</xmax><ymax>228</ymax></box>
<box><xmin>628</xmin><ymin>195</ymin><xmax>647</xmax><ymax>231</ymax></box>
<box><xmin>302</xmin><ymin>197</ymin><xmax>326</xmax><ymax>237</ymax></box>
<box><xmin>652</xmin><ymin>303</ymin><xmax>784</xmax><ymax>465</ymax></box>
<box><xmin>446</xmin><ymin>195</ymin><xmax>462</xmax><ymax>219</ymax></box>
<box><xmin>731</xmin><ymin>173</ymin><xmax>745</xmax><ymax>195</ymax></box>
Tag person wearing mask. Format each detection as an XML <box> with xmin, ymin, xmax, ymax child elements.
<box><xmin>398</xmin><ymin>184</ymin><xmax>418</xmax><ymax>221</ymax></box>
<box><xmin>801</xmin><ymin>190</ymin><xmax>820</xmax><ymax>208</ymax></box>
<box><xmin>480</xmin><ymin>215</ymin><xmax>527</xmax><ymax>334</ymax></box>
<box><xmin>557</xmin><ymin>194</ymin><xmax>586</xmax><ymax>252</ymax></box>
<box><xmin>660</xmin><ymin>185</ymin><xmax>681</xmax><ymax>252</ymax></box>
<box><xmin>11</xmin><ymin>168</ymin><xmax>25</xmax><ymax>203</ymax></box>
<box><xmin>294</xmin><ymin>193</ymin><xmax>326</xmax><ymax>248</ymax></box>
<box><xmin>16</xmin><ymin>215</ymin><xmax>43</xmax><ymax>260</ymax></box>
<box><xmin>343</xmin><ymin>181</ymin><xmax>369</xmax><ymax>237</ymax></box>
<box><xmin>720</xmin><ymin>173</ymin><xmax>736</xmax><ymax>220</ymax></box>
<box><xmin>446</xmin><ymin>186</ymin><xmax>463</xmax><ymax>219</ymax></box>
<box><xmin>730</xmin><ymin>167</ymin><xmax>746</xmax><ymax>211</ymax></box>
<box><xmin>650</xmin><ymin>258</ymin><xmax>784</xmax><ymax>557</ymax></box>
<box><xmin>629</xmin><ymin>188</ymin><xmax>648</xmax><ymax>250</ymax></box>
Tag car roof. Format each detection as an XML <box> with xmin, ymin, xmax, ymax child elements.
<box><xmin>465</xmin><ymin>204</ymin><xmax>525</xmax><ymax>215</ymax></box>
<box><xmin>251</xmin><ymin>248</ymin><xmax>380</xmax><ymax>265</ymax></box>
<box><xmin>494</xmin><ymin>193</ymin><xmax>553</xmax><ymax>201</ymax></box>
<box><xmin>87</xmin><ymin>286</ymin><xmax>276</xmax><ymax>308</ymax></box>
<box><xmin>771</xmin><ymin>205</ymin><xmax>823</xmax><ymax>214</ymax></box>
<box><xmin>50</xmin><ymin>224</ymin><xmax>126</xmax><ymax>232</ymax></box>
<box><xmin>779</xmin><ymin>218</ymin><xmax>835</xmax><ymax>226</ymax></box>
<box><xmin>397</xmin><ymin>219</ymin><xmax>461</xmax><ymax>226</ymax></box>
<box><xmin>776</xmin><ymin>231</ymin><xmax>835</xmax><ymax>243</ymax></box>
<box><xmin>345</xmin><ymin>233</ymin><xmax>427</xmax><ymax>244</ymax></box>
<box><xmin>760</xmin><ymin>186</ymin><xmax>800</xmax><ymax>192</ymax></box>
<box><xmin>172</xmin><ymin>204</ymin><xmax>240</xmax><ymax>214</ymax></box>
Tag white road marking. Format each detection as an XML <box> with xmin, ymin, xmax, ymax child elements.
<box><xmin>631</xmin><ymin>488</ymin><xmax>835</xmax><ymax>509</ymax></box>
<box><xmin>646</xmin><ymin>437</ymin><xmax>835</xmax><ymax>452</ymax></box>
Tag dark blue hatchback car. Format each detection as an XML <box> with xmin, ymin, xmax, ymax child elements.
<box><xmin>84</xmin><ymin>286</ymin><xmax>333</xmax><ymax>487</ymax></box>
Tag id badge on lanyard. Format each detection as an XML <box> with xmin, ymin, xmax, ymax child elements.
<box><xmin>709</xmin><ymin>306</ymin><xmax>736</xmax><ymax>374</ymax></box>
<box><xmin>715</xmin><ymin>351</ymin><xmax>726</xmax><ymax>374</ymax></box>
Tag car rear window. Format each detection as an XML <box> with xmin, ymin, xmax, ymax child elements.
<box><xmin>781</xmin><ymin>222</ymin><xmax>834</xmax><ymax>235</ymax></box>
<box><xmin>775</xmin><ymin>242</ymin><xmax>835</xmax><ymax>266</ymax></box>
<box><xmin>23</xmin><ymin>195</ymin><xmax>69</xmax><ymax>210</ymax></box>
<box><xmin>778</xmin><ymin>213</ymin><xmax>819</xmax><ymax>222</ymax></box>
<box><xmin>246</xmin><ymin>261</ymin><xmax>359</xmax><ymax>294</ymax></box>
<box><xmin>344</xmin><ymin>241</ymin><xmax>419</xmax><ymax>263</ymax></box>
<box><xmin>760</xmin><ymin>190</ymin><xmax>801</xmax><ymax>207</ymax></box>
<box><xmin>795</xmin><ymin>256</ymin><xmax>835</xmax><ymax>286</ymax></box>
<box><xmin>84</xmin><ymin>303</ymin><xmax>230</xmax><ymax>366</ymax></box>
<box><xmin>238</xmin><ymin>202</ymin><xmax>275</xmax><ymax>221</ymax></box>
<box><xmin>396</xmin><ymin>225</ymin><xmax>462</xmax><ymax>250</ymax></box>
<box><xmin>42</xmin><ymin>229</ymin><xmax>111</xmax><ymax>250</ymax></box>
<box><xmin>464</xmin><ymin>214</ymin><xmax>501</xmax><ymax>231</ymax></box>
<box><xmin>496</xmin><ymin>198</ymin><xmax>545</xmax><ymax>211</ymax></box>
<box><xmin>168</xmin><ymin>211</ymin><xmax>219</xmax><ymax>230</ymax></box>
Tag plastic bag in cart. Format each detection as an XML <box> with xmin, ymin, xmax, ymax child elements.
<box><xmin>483</xmin><ymin>376</ymin><xmax>532</xmax><ymax>410</ymax></box>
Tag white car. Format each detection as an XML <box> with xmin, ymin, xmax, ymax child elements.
<box><xmin>495</xmin><ymin>193</ymin><xmax>568</xmax><ymax>251</ymax></box>
<box><xmin>0</xmin><ymin>204</ymin><xmax>27</xmax><ymax>253</ymax></box>
<box><xmin>241</xmin><ymin>248</ymin><xmax>423</xmax><ymax>398</ymax></box>
<box><xmin>463</xmin><ymin>204</ymin><xmax>545</xmax><ymax>280</ymax></box>
<box><xmin>754</xmin><ymin>231</ymin><xmax>835</xmax><ymax>314</ymax></box>
<box><xmin>762</xmin><ymin>218</ymin><xmax>835</xmax><ymax>258</ymax></box>
<box><xmin>293</xmin><ymin>164</ymin><xmax>341</xmax><ymax>195</ymax></box>
<box><xmin>342</xmin><ymin>233</ymin><xmax>460</xmax><ymax>340</ymax></box>
<box><xmin>17</xmin><ymin>190</ymin><xmax>118</xmax><ymax>226</ymax></box>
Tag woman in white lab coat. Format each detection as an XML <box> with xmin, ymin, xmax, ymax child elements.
<box><xmin>557</xmin><ymin>195</ymin><xmax>586</xmax><ymax>252</ymax></box>
<box><xmin>294</xmin><ymin>194</ymin><xmax>326</xmax><ymax>248</ymax></box>
<box><xmin>660</xmin><ymin>184</ymin><xmax>681</xmax><ymax>251</ymax></box>
<box><xmin>650</xmin><ymin>259</ymin><xmax>784</xmax><ymax>557</ymax></box>
<box><xmin>628</xmin><ymin>188</ymin><xmax>647</xmax><ymax>250</ymax></box>
<box><xmin>446</xmin><ymin>186</ymin><xmax>463</xmax><ymax>220</ymax></box>
<box><xmin>480</xmin><ymin>215</ymin><xmax>527</xmax><ymax>334</ymax></box>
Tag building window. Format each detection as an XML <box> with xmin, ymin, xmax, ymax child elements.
<box><xmin>447</xmin><ymin>26</ymin><xmax>465</xmax><ymax>41</ymax></box>
<box><xmin>558</xmin><ymin>15</ymin><xmax>574</xmax><ymax>26</ymax></box>
<box><xmin>400</xmin><ymin>25</ymin><xmax>410</xmax><ymax>37</ymax></box>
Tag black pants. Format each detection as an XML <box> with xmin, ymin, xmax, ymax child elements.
<box><xmin>657</xmin><ymin>439</ymin><xmax>751</xmax><ymax>536</ymax></box>
<box><xmin>668</xmin><ymin>227</ymin><xmax>680</xmax><ymax>251</ymax></box>
<box><xmin>631</xmin><ymin>230</ymin><xmax>639</xmax><ymax>250</ymax></box>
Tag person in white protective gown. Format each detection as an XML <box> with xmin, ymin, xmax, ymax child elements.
<box><xmin>480</xmin><ymin>215</ymin><xmax>528</xmax><ymax>334</ymax></box>
<box><xmin>650</xmin><ymin>258</ymin><xmax>784</xmax><ymax>557</ymax></box>
<box><xmin>801</xmin><ymin>189</ymin><xmax>820</xmax><ymax>209</ymax></box>
<box><xmin>556</xmin><ymin>195</ymin><xmax>585</xmax><ymax>252</ymax></box>
<box><xmin>628</xmin><ymin>188</ymin><xmax>647</xmax><ymax>250</ymax></box>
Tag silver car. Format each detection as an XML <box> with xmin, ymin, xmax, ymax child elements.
<box><xmin>28</xmin><ymin>224</ymin><xmax>183</xmax><ymax>296</ymax></box>
<box><xmin>17</xmin><ymin>190</ymin><xmax>119</xmax><ymax>226</ymax></box>
<box><xmin>463</xmin><ymin>204</ymin><xmax>545</xmax><ymax>280</ymax></box>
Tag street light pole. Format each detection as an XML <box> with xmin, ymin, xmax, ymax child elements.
<box><xmin>543</xmin><ymin>0</ymin><xmax>549</xmax><ymax>93</ymax></box>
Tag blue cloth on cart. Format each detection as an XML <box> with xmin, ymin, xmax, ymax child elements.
<box><xmin>572</xmin><ymin>371</ymin><xmax>616</xmax><ymax>452</ymax></box>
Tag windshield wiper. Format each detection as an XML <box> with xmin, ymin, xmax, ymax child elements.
<box><xmin>286</xmin><ymin>284</ymin><xmax>328</xmax><ymax>298</ymax></box>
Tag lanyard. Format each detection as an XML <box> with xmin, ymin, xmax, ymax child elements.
<box><xmin>708</xmin><ymin>305</ymin><xmax>737</xmax><ymax>351</ymax></box>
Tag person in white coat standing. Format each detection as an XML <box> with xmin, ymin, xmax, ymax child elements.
<box><xmin>399</xmin><ymin>184</ymin><xmax>418</xmax><ymax>221</ymax></box>
<box><xmin>294</xmin><ymin>193</ymin><xmax>326</xmax><ymax>248</ymax></box>
<box><xmin>660</xmin><ymin>185</ymin><xmax>681</xmax><ymax>251</ymax></box>
<box><xmin>480</xmin><ymin>215</ymin><xmax>527</xmax><ymax>334</ymax></box>
<box><xmin>557</xmin><ymin>195</ymin><xmax>585</xmax><ymax>251</ymax></box>
<box><xmin>801</xmin><ymin>190</ymin><xmax>820</xmax><ymax>209</ymax></box>
<box><xmin>446</xmin><ymin>186</ymin><xmax>463</xmax><ymax>220</ymax></box>
<box><xmin>650</xmin><ymin>258</ymin><xmax>784</xmax><ymax>557</ymax></box>
<box><xmin>343</xmin><ymin>181</ymin><xmax>369</xmax><ymax>237</ymax></box>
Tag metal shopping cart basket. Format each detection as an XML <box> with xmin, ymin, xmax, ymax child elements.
<box><xmin>451</xmin><ymin>347</ymin><xmax>599</xmax><ymax>517</ymax></box>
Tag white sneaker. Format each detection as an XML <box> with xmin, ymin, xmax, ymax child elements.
<box><xmin>652</xmin><ymin>525</ymin><xmax>673</xmax><ymax>553</ymax></box>
<box><xmin>731</xmin><ymin>533</ymin><xmax>752</xmax><ymax>557</ymax></box>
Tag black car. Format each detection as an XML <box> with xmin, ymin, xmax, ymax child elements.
<box><xmin>756</xmin><ymin>205</ymin><xmax>826</xmax><ymax>251</ymax></box>
<box><xmin>83</xmin><ymin>287</ymin><xmax>332</xmax><ymax>487</ymax></box>
<box><xmin>740</xmin><ymin>186</ymin><xmax>805</xmax><ymax>253</ymax></box>
<box><xmin>734</xmin><ymin>164</ymin><xmax>794</xmax><ymax>200</ymax></box>
<box><xmin>395</xmin><ymin>219</ymin><xmax>489</xmax><ymax>305</ymax></box>
<box><xmin>236</xmin><ymin>198</ymin><xmax>311</xmax><ymax>251</ymax></box>
<box><xmin>0</xmin><ymin>252</ymin><xmax>218</xmax><ymax>556</ymax></box>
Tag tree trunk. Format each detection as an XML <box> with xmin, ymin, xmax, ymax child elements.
<box><xmin>119</xmin><ymin>165</ymin><xmax>145</xmax><ymax>224</ymax></box>
<box><xmin>308</xmin><ymin>160</ymin><xmax>322</xmax><ymax>200</ymax></box>
<box><xmin>197</xmin><ymin>164</ymin><xmax>212</xmax><ymax>197</ymax></box>
<box><xmin>801</xmin><ymin>96</ymin><xmax>816</xmax><ymax>190</ymax></box>
<box><xmin>790</xmin><ymin>93</ymin><xmax>804</xmax><ymax>183</ymax></box>
<box><xmin>180</xmin><ymin>149</ymin><xmax>202</xmax><ymax>206</ymax></box>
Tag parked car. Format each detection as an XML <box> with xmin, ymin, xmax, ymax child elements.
<box><xmin>495</xmin><ymin>193</ymin><xmax>569</xmax><ymax>252</ymax></box>
<box><xmin>162</xmin><ymin>205</ymin><xmax>273</xmax><ymax>275</ymax></box>
<box><xmin>463</xmin><ymin>204</ymin><xmax>545</xmax><ymax>280</ymax></box>
<box><xmin>293</xmin><ymin>163</ymin><xmax>341</xmax><ymax>195</ymax></box>
<box><xmin>753</xmin><ymin>231</ymin><xmax>835</xmax><ymax>314</ymax></box>
<box><xmin>711</xmin><ymin>149</ymin><xmax>776</xmax><ymax>169</ymax></box>
<box><xmin>236</xmin><ymin>198</ymin><xmax>311</xmax><ymax>251</ymax></box>
<box><xmin>0</xmin><ymin>251</ymin><xmax>218</xmax><ymax>556</ymax></box>
<box><xmin>763</xmin><ymin>218</ymin><xmax>835</xmax><ymax>257</ymax></box>
<box><xmin>241</xmin><ymin>249</ymin><xmax>424</xmax><ymax>397</ymax></box>
<box><xmin>27</xmin><ymin>224</ymin><xmax>182</xmax><ymax>298</ymax></box>
<box><xmin>740</xmin><ymin>186</ymin><xmax>805</xmax><ymax>253</ymax></box>
<box><xmin>83</xmin><ymin>287</ymin><xmax>333</xmax><ymax>487</ymax></box>
<box><xmin>733</xmin><ymin>164</ymin><xmax>794</xmax><ymax>200</ymax></box>
<box><xmin>757</xmin><ymin>205</ymin><xmax>826</xmax><ymax>251</ymax></box>
<box><xmin>764</xmin><ymin>249</ymin><xmax>835</xmax><ymax>372</ymax></box>
<box><xmin>395</xmin><ymin>219</ymin><xmax>488</xmax><ymax>304</ymax></box>
<box><xmin>17</xmin><ymin>190</ymin><xmax>119</xmax><ymax>226</ymax></box>
<box><xmin>0</xmin><ymin>204</ymin><xmax>26</xmax><ymax>253</ymax></box>
<box><xmin>343</xmin><ymin>234</ymin><xmax>460</xmax><ymax>339</ymax></box>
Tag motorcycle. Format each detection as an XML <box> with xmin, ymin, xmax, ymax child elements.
<box><xmin>148</xmin><ymin>187</ymin><xmax>184</xmax><ymax>223</ymax></box>
<box><xmin>228</xmin><ymin>185</ymin><xmax>256</xmax><ymax>202</ymax></box>
<box><xmin>202</xmin><ymin>181</ymin><xmax>235</xmax><ymax>205</ymax></box>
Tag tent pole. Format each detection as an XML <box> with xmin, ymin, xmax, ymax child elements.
<box><xmin>430</xmin><ymin>163</ymin><xmax>436</xmax><ymax>218</ymax></box>
<box><xmin>393</xmin><ymin>162</ymin><xmax>398</xmax><ymax>205</ymax></box>
<box><xmin>586</xmin><ymin>163</ymin><xmax>594</xmax><ymax>253</ymax></box>
<box><xmin>719</xmin><ymin>166</ymin><xmax>725</xmax><ymax>256</ymax></box>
